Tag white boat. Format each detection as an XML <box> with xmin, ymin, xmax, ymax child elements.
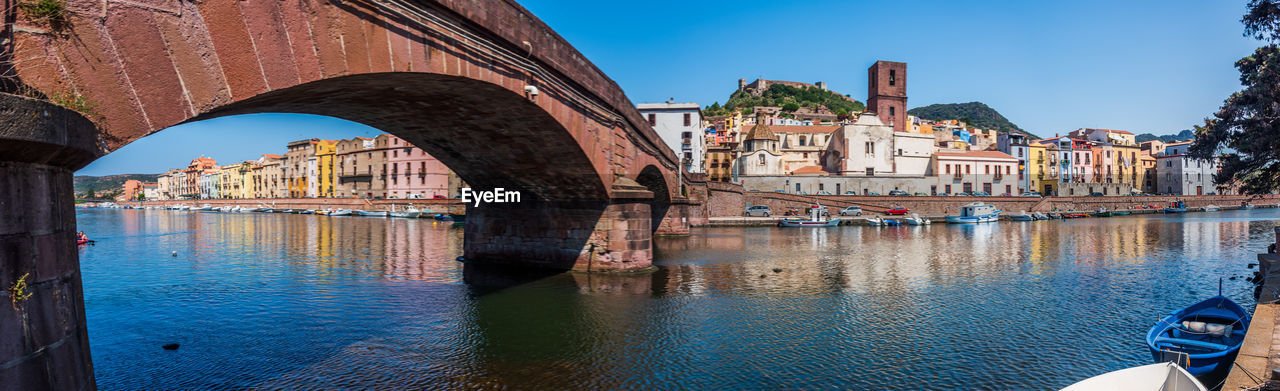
<box><xmin>389</xmin><ymin>207</ymin><xmax>422</xmax><ymax>218</ymax></box>
<box><xmin>777</xmin><ymin>204</ymin><xmax>841</xmax><ymax>227</ymax></box>
<box><xmin>355</xmin><ymin>210</ymin><xmax>388</xmax><ymax>217</ymax></box>
<box><xmin>1032</xmin><ymin>212</ymin><xmax>1050</xmax><ymax>220</ymax></box>
<box><xmin>1059</xmin><ymin>362</ymin><xmax>1205</xmax><ymax>391</ymax></box>
<box><xmin>329</xmin><ymin>209</ymin><xmax>353</xmax><ymax>216</ymax></box>
<box><xmin>945</xmin><ymin>202</ymin><xmax>1001</xmax><ymax>224</ymax></box>
<box><xmin>902</xmin><ymin>213</ymin><xmax>931</xmax><ymax>225</ymax></box>
<box><xmin>863</xmin><ymin>216</ymin><xmax>886</xmax><ymax>226</ymax></box>
<box><xmin>240</xmin><ymin>207</ymin><xmax>260</xmax><ymax>212</ymax></box>
<box><xmin>196</xmin><ymin>204</ymin><xmax>213</xmax><ymax>211</ymax></box>
<box><xmin>1202</xmin><ymin>204</ymin><xmax>1220</xmax><ymax>212</ymax></box>
<box><xmin>1008</xmin><ymin>210</ymin><xmax>1034</xmax><ymax>221</ymax></box>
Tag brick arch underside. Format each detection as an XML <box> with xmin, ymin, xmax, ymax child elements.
<box><xmin>160</xmin><ymin>72</ymin><xmax>609</xmax><ymax>201</ymax></box>
<box><xmin>634</xmin><ymin>164</ymin><xmax>671</xmax><ymax>233</ymax></box>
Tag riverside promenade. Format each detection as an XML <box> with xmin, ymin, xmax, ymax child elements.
<box><xmin>1225</xmin><ymin>227</ymin><xmax>1280</xmax><ymax>389</ymax></box>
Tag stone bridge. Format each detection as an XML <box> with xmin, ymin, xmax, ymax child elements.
<box><xmin>0</xmin><ymin>0</ymin><xmax>690</xmax><ymax>388</ymax></box>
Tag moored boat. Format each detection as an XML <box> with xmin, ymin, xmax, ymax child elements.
<box><xmin>1146</xmin><ymin>294</ymin><xmax>1250</xmax><ymax>379</ymax></box>
<box><xmin>945</xmin><ymin>202</ymin><xmax>1001</xmax><ymax>224</ymax></box>
<box><xmin>1096</xmin><ymin>207</ymin><xmax>1113</xmax><ymax>217</ymax></box>
<box><xmin>329</xmin><ymin>209</ymin><xmax>352</xmax><ymax>216</ymax></box>
<box><xmin>389</xmin><ymin>208</ymin><xmax>422</xmax><ymax>218</ymax></box>
<box><xmin>1032</xmin><ymin>212</ymin><xmax>1050</xmax><ymax>220</ymax></box>
<box><xmin>863</xmin><ymin>216</ymin><xmax>886</xmax><ymax>226</ymax></box>
<box><xmin>354</xmin><ymin>210</ymin><xmax>388</xmax><ymax>217</ymax></box>
<box><xmin>1059</xmin><ymin>362</ymin><xmax>1206</xmax><ymax>391</ymax></box>
<box><xmin>1165</xmin><ymin>200</ymin><xmax>1188</xmax><ymax>214</ymax></box>
<box><xmin>1202</xmin><ymin>204</ymin><xmax>1220</xmax><ymax>212</ymax></box>
<box><xmin>778</xmin><ymin>204</ymin><xmax>840</xmax><ymax>227</ymax></box>
<box><xmin>1008</xmin><ymin>211</ymin><xmax>1034</xmax><ymax>221</ymax></box>
<box><xmin>1241</xmin><ymin>202</ymin><xmax>1255</xmax><ymax>210</ymax></box>
<box><xmin>1112</xmin><ymin>211</ymin><xmax>1131</xmax><ymax>216</ymax></box>
<box><xmin>902</xmin><ymin>213</ymin><xmax>931</xmax><ymax>225</ymax></box>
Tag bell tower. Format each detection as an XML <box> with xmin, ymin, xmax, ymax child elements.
<box><xmin>867</xmin><ymin>61</ymin><xmax>907</xmax><ymax>131</ymax></box>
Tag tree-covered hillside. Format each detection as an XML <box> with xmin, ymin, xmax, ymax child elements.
<box><xmin>74</xmin><ymin>174</ymin><xmax>159</xmax><ymax>195</ymax></box>
<box><xmin>907</xmin><ymin>102</ymin><xmax>1025</xmax><ymax>134</ymax></box>
<box><xmin>1134</xmin><ymin>129</ymin><xmax>1194</xmax><ymax>143</ymax></box>
<box><xmin>704</xmin><ymin>84</ymin><xmax>864</xmax><ymax>117</ymax></box>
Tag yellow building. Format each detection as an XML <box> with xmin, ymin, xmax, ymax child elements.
<box><xmin>217</xmin><ymin>164</ymin><xmax>242</xmax><ymax>198</ymax></box>
<box><xmin>315</xmin><ymin>139</ymin><xmax>338</xmax><ymax>198</ymax></box>
<box><xmin>285</xmin><ymin>139</ymin><xmax>318</xmax><ymax>198</ymax></box>
<box><xmin>1027</xmin><ymin>143</ymin><xmax>1046</xmax><ymax>193</ymax></box>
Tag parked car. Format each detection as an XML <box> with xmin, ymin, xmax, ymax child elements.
<box><xmin>744</xmin><ymin>205</ymin><xmax>772</xmax><ymax>217</ymax></box>
<box><xmin>844</xmin><ymin>191</ymin><xmax>858</xmax><ymax>195</ymax></box>
<box><xmin>955</xmin><ymin>192</ymin><xmax>971</xmax><ymax>196</ymax></box>
<box><xmin>888</xmin><ymin>190</ymin><xmax>909</xmax><ymax>196</ymax></box>
<box><xmin>914</xmin><ymin>192</ymin><xmax>930</xmax><ymax>196</ymax></box>
<box><xmin>936</xmin><ymin>193</ymin><xmax>950</xmax><ymax>197</ymax></box>
<box><xmin>971</xmin><ymin>191</ymin><xmax>991</xmax><ymax>197</ymax></box>
<box><xmin>1089</xmin><ymin>192</ymin><xmax>1105</xmax><ymax>197</ymax></box>
<box><xmin>817</xmin><ymin>191</ymin><xmax>832</xmax><ymax>195</ymax></box>
<box><xmin>839</xmin><ymin>206</ymin><xmax>863</xmax><ymax>216</ymax></box>
<box><xmin>866</xmin><ymin>192</ymin><xmax>881</xmax><ymax>196</ymax></box>
<box><xmin>1020</xmin><ymin>191</ymin><xmax>1042</xmax><ymax>197</ymax></box>
<box><xmin>433</xmin><ymin>195</ymin><xmax>447</xmax><ymax>199</ymax></box>
<box><xmin>885</xmin><ymin>206</ymin><xmax>910</xmax><ymax>215</ymax></box>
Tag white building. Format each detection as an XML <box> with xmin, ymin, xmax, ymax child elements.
<box><xmin>935</xmin><ymin>151</ymin><xmax>1020</xmax><ymax>196</ymax></box>
<box><xmin>735</xmin><ymin>116</ymin><xmax>783</xmax><ymax>177</ymax></box>
<box><xmin>821</xmin><ymin>112</ymin><xmax>935</xmax><ymax>177</ymax></box>
<box><xmin>1155</xmin><ymin>155</ymin><xmax>1219</xmax><ymax>195</ymax></box>
<box><xmin>199</xmin><ymin>172</ymin><xmax>218</xmax><ymax>199</ymax></box>
<box><xmin>637</xmin><ymin>102</ymin><xmax>706</xmax><ymax>173</ymax></box>
<box><xmin>996</xmin><ymin>133</ymin><xmax>1031</xmax><ymax>194</ymax></box>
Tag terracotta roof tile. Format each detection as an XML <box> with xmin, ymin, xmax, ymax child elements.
<box><xmin>790</xmin><ymin>165</ymin><xmax>829</xmax><ymax>175</ymax></box>
<box><xmin>934</xmin><ymin>150</ymin><xmax>1018</xmax><ymax>160</ymax></box>
<box><xmin>769</xmin><ymin>125</ymin><xmax>840</xmax><ymax>134</ymax></box>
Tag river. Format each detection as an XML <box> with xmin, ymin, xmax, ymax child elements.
<box><xmin>76</xmin><ymin>208</ymin><xmax>1276</xmax><ymax>389</ymax></box>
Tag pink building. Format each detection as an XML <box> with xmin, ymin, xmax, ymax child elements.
<box><xmin>384</xmin><ymin>134</ymin><xmax>451</xmax><ymax>199</ymax></box>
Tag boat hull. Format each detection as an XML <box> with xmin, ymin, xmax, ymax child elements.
<box><xmin>778</xmin><ymin>218</ymin><xmax>840</xmax><ymax>227</ymax></box>
<box><xmin>1060</xmin><ymin>362</ymin><xmax>1206</xmax><ymax>391</ymax></box>
<box><xmin>945</xmin><ymin>214</ymin><xmax>998</xmax><ymax>224</ymax></box>
<box><xmin>1164</xmin><ymin>208</ymin><xmax>1188</xmax><ymax>213</ymax></box>
<box><xmin>1009</xmin><ymin>214</ymin><xmax>1034</xmax><ymax>221</ymax></box>
<box><xmin>1146</xmin><ymin>295</ymin><xmax>1250</xmax><ymax>379</ymax></box>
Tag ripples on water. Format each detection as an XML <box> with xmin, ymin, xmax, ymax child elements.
<box><xmin>77</xmin><ymin>209</ymin><xmax>1277</xmax><ymax>389</ymax></box>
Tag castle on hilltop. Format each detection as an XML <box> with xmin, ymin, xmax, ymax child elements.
<box><xmin>737</xmin><ymin>78</ymin><xmax>827</xmax><ymax>96</ymax></box>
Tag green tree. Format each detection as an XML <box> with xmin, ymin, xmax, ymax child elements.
<box><xmin>781</xmin><ymin>102</ymin><xmax>800</xmax><ymax>112</ymax></box>
<box><xmin>1190</xmin><ymin>0</ymin><xmax>1280</xmax><ymax>193</ymax></box>
<box><xmin>85</xmin><ymin>189</ymin><xmax>95</xmax><ymax>199</ymax></box>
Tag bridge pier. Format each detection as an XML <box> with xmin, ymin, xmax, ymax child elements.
<box><xmin>463</xmin><ymin>179</ymin><xmax>656</xmax><ymax>272</ymax></box>
<box><xmin>0</xmin><ymin>94</ymin><xmax>99</xmax><ymax>389</ymax></box>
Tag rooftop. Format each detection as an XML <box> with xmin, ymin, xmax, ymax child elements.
<box><xmin>790</xmin><ymin>166</ymin><xmax>829</xmax><ymax>175</ymax></box>
<box><xmin>637</xmin><ymin>102</ymin><xmax>701</xmax><ymax>110</ymax></box>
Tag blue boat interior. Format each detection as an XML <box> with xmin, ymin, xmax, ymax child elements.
<box><xmin>1153</xmin><ymin>310</ymin><xmax>1247</xmax><ymax>355</ymax></box>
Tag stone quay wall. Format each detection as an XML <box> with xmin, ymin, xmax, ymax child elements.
<box><xmin>700</xmin><ymin>182</ymin><xmax>1280</xmax><ymax>218</ymax></box>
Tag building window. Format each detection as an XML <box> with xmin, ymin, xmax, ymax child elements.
<box><xmin>966</xmin><ymin>165</ymin><xmax>971</xmax><ymax>174</ymax></box>
<box><xmin>897</xmin><ymin>148</ymin><xmax>903</xmax><ymax>155</ymax></box>
<box><xmin>1018</xmin><ymin>149</ymin><xmax>1023</xmax><ymax>157</ymax></box>
<box><xmin>889</xmin><ymin>107</ymin><xmax>895</xmax><ymax>116</ymax></box>
<box><xmin>985</xmin><ymin>165</ymin><xmax>990</xmax><ymax>175</ymax></box>
<box><xmin>819</xmin><ymin>183</ymin><xmax>824</xmax><ymax>191</ymax></box>
<box><xmin>889</xmin><ymin>69</ymin><xmax>896</xmax><ymax>85</ymax></box>
<box><xmin>945</xmin><ymin>164</ymin><xmax>951</xmax><ymax>174</ymax></box>
<box><xmin>945</xmin><ymin>184</ymin><xmax>952</xmax><ymax>193</ymax></box>
<box><xmin>866</xmin><ymin>167</ymin><xmax>875</xmax><ymax>176</ymax></box>
<box><xmin>683</xmin><ymin>113</ymin><xmax>691</xmax><ymax>127</ymax></box>
<box><xmin>648</xmin><ymin>114</ymin><xmax>656</xmax><ymax>126</ymax></box>
<box><xmin>796</xmin><ymin>183</ymin><xmax>801</xmax><ymax>192</ymax></box>
<box><xmin>758</xmin><ymin>154</ymin><xmax>765</xmax><ymax>165</ymax></box>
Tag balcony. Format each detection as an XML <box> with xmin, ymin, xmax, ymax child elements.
<box><xmin>994</xmin><ymin>172</ymin><xmax>1004</xmax><ymax>181</ymax></box>
<box><xmin>952</xmin><ymin>172</ymin><xmax>963</xmax><ymax>180</ymax></box>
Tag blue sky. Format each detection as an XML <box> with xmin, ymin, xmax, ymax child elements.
<box><xmin>77</xmin><ymin>0</ymin><xmax>1260</xmax><ymax>176</ymax></box>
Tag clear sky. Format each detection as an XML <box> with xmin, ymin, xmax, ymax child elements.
<box><xmin>77</xmin><ymin>0</ymin><xmax>1261</xmax><ymax>176</ymax></box>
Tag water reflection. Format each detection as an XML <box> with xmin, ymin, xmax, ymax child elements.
<box><xmin>78</xmin><ymin>208</ymin><xmax>1278</xmax><ymax>389</ymax></box>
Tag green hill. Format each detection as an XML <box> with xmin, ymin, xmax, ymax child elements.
<box><xmin>704</xmin><ymin>84</ymin><xmax>864</xmax><ymax>117</ymax></box>
<box><xmin>907</xmin><ymin>102</ymin><xmax>1026</xmax><ymax>135</ymax></box>
<box><xmin>74</xmin><ymin>174</ymin><xmax>159</xmax><ymax>195</ymax></box>
<box><xmin>1134</xmin><ymin>129</ymin><xmax>1193</xmax><ymax>143</ymax></box>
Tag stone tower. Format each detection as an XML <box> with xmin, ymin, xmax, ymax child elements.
<box><xmin>867</xmin><ymin>61</ymin><xmax>907</xmax><ymax>131</ymax></box>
